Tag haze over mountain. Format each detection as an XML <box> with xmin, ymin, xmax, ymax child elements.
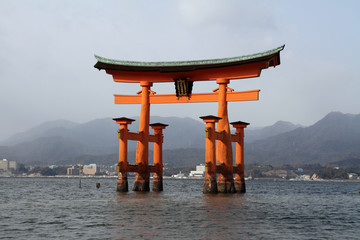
<box><xmin>0</xmin><ymin>116</ymin><xmax>206</xmax><ymax>151</ymax></box>
<box><xmin>0</xmin><ymin>112</ymin><xmax>359</xmax><ymax>167</ymax></box>
<box><xmin>0</xmin><ymin>116</ymin><xmax>207</xmax><ymax>165</ymax></box>
<box><xmin>0</xmin><ymin>117</ymin><xmax>301</xmax><ymax>148</ymax></box>
<box><xmin>3</xmin><ymin>119</ymin><xmax>80</xmax><ymax>146</ymax></box>
<box><xmin>245</xmin><ymin>121</ymin><xmax>302</xmax><ymax>143</ymax></box>
<box><xmin>245</xmin><ymin>112</ymin><xmax>360</xmax><ymax>166</ymax></box>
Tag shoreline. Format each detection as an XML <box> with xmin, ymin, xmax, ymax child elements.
<box><xmin>1</xmin><ymin>175</ymin><xmax>359</xmax><ymax>182</ymax></box>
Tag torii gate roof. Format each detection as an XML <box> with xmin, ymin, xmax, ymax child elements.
<box><xmin>94</xmin><ymin>45</ymin><xmax>284</xmax><ymax>83</ymax></box>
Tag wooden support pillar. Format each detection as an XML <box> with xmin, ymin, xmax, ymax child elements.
<box><xmin>231</xmin><ymin>121</ymin><xmax>249</xmax><ymax>193</ymax></box>
<box><xmin>133</xmin><ymin>81</ymin><xmax>153</xmax><ymax>192</ymax></box>
<box><xmin>216</xmin><ymin>78</ymin><xmax>235</xmax><ymax>193</ymax></box>
<box><xmin>113</xmin><ymin>117</ymin><xmax>135</xmax><ymax>192</ymax></box>
<box><xmin>150</xmin><ymin>123</ymin><xmax>168</xmax><ymax>192</ymax></box>
<box><xmin>200</xmin><ymin>115</ymin><xmax>221</xmax><ymax>194</ymax></box>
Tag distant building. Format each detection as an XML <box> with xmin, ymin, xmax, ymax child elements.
<box><xmin>9</xmin><ymin>161</ymin><xmax>17</xmax><ymax>170</ymax></box>
<box><xmin>171</xmin><ymin>171</ymin><xmax>186</xmax><ymax>178</ymax></box>
<box><xmin>0</xmin><ymin>159</ymin><xmax>9</xmax><ymax>171</ymax></box>
<box><xmin>311</xmin><ymin>173</ymin><xmax>319</xmax><ymax>180</ymax></box>
<box><xmin>348</xmin><ymin>173</ymin><xmax>358</xmax><ymax>180</ymax></box>
<box><xmin>0</xmin><ymin>159</ymin><xmax>17</xmax><ymax>171</ymax></box>
<box><xmin>263</xmin><ymin>169</ymin><xmax>287</xmax><ymax>178</ymax></box>
<box><xmin>189</xmin><ymin>164</ymin><xmax>205</xmax><ymax>177</ymax></box>
<box><xmin>83</xmin><ymin>164</ymin><xmax>98</xmax><ymax>175</ymax></box>
<box><xmin>298</xmin><ymin>175</ymin><xmax>311</xmax><ymax>180</ymax></box>
<box><xmin>67</xmin><ymin>166</ymin><xmax>80</xmax><ymax>176</ymax></box>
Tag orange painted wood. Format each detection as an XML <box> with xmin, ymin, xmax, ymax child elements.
<box><xmin>214</xmin><ymin>131</ymin><xmax>224</xmax><ymax>141</ymax></box>
<box><xmin>114</xmin><ymin>90</ymin><xmax>260</xmax><ymax>104</ymax></box>
<box><xmin>151</xmin><ymin>126</ymin><xmax>165</xmax><ymax>177</ymax></box>
<box><xmin>107</xmin><ymin>61</ymin><xmax>266</xmax><ymax>83</ymax></box>
<box><xmin>134</xmin><ymin>82</ymin><xmax>151</xmax><ymax>187</ymax></box>
<box><xmin>233</xmin><ymin>125</ymin><xmax>246</xmax><ymax>192</ymax></box>
<box><xmin>235</xmin><ymin>127</ymin><xmax>245</xmax><ymax>175</ymax></box>
<box><xmin>120</xmin><ymin>131</ymin><xmax>157</xmax><ymax>142</ymax></box>
<box><xmin>231</xmin><ymin>134</ymin><xmax>240</xmax><ymax>142</ymax></box>
<box><xmin>122</xmin><ymin>164</ymin><xmax>157</xmax><ymax>173</ymax></box>
<box><xmin>233</xmin><ymin>165</ymin><xmax>240</xmax><ymax>173</ymax></box>
<box><xmin>118</xmin><ymin>126</ymin><xmax>128</xmax><ymax>165</ymax></box>
<box><xmin>127</xmin><ymin>132</ymin><xmax>143</xmax><ymax>141</ymax></box>
<box><xmin>216</xmin><ymin>79</ymin><xmax>234</xmax><ymax>190</ymax></box>
<box><xmin>126</xmin><ymin>165</ymin><xmax>138</xmax><ymax>172</ymax></box>
<box><xmin>204</xmin><ymin>122</ymin><xmax>216</xmax><ymax>187</ymax></box>
<box><xmin>148</xmin><ymin>134</ymin><xmax>158</xmax><ymax>143</ymax></box>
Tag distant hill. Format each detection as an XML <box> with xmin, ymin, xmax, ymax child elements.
<box><xmin>245</xmin><ymin>121</ymin><xmax>302</xmax><ymax>143</ymax></box>
<box><xmin>328</xmin><ymin>158</ymin><xmax>360</xmax><ymax>172</ymax></box>
<box><xmin>57</xmin><ymin>148</ymin><xmax>205</xmax><ymax>168</ymax></box>
<box><xmin>0</xmin><ymin>115</ymin><xmax>299</xmax><ymax>150</ymax></box>
<box><xmin>1</xmin><ymin>119</ymin><xmax>79</xmax><ymax>146</ymax></box>
<box><xmin>0</xmin><ymin>116</ymin><xmax>206</xmax><ymax>152</ymax></box>
<box><xmin>0</xmin><ymin>116</ymin><xmax>208</xmax><ymax>165</ymax></box>
<box><xmin>1</xmin><ymin>112</ymin><xmax>359</xmax><ymax>168</ymax></box>
<box><xmin>0</xmin><ymin>136</ymin><xmax>101</xmax><ymax>165</ymax></box>
<box><xmin>245</xmin><ymin>112</ymin><xmax>360</xmax><ymax>166</ymax></box>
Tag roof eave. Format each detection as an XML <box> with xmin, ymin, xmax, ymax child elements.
<box><xmin>94</xmin><ymin>45</ymin><xmax>285</xmax><ymax>72</ymax></box>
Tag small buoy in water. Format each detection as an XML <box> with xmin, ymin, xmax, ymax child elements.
<box><xmin>96</xmin><ymin>183</ymin><xmax>100</xmax><ymax>189</ymax></box>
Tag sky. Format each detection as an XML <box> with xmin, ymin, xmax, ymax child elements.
<box><xmin>1</xmin><ymin>0</ymin><xmax>359</xmax><ymax>140</ymax></box>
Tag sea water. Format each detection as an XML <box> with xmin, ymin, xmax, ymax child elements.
<box><xmin>0</xmin><ymin>177</ymin><xmax>359</xmax><ymax>239</ymax></box>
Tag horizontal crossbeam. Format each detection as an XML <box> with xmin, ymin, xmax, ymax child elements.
<box><xmin>118</xmin><ymin>164</ymin><xmax>160</xmax><ymax>173</ymax></box>
<box><xmin>114</xmin><ymin>89</ymin><xmax>260</xmax><ymax>104</ymax></box>
<box><xmin>231</xmin><ymin>133</ymin><xmax>240</xmax><ymax>142</ymax></box>
<box><xmin>213</xmin><ymin>164</ymin><xmax>243</xmax><ymax>174</ymax></box>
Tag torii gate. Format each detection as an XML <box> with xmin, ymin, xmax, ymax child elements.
<box><xmin>94</xmin><ymin>45</ymin><xmax>284</xmax><ymax>193</ymax></box>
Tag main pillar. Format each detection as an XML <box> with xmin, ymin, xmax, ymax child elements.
<box><xmin>113</xmin><ymin>117</ymin><xmax>135</xmax><ymax>192</ymax></box>
<box><xmin>200</xmin><ymin>115</ymin><xmax>221</xmax><ymax>194</ymax></box>
<box><xmin>133</xmin><ymin>81</ymin><xmax>152</xmax><ymax>192</ymax></box>
<box><xmin>216</xmin><ymin>78</ymin><xmax>235</xmax><ymax>193</ymax></box>
<box><xmin>231</xmin><ymin>121</ymin><xmax>249</xmax><ymax>193</ymax></box>
<box><xmin>150</xmin><ymin>123</ymin><xmax>168</xmax><ymax>192</ymax></box>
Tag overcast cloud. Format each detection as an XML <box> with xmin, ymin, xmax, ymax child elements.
<box><xmin>1</xmin><ymin>0</ymin><xmax>359</xmax><ymax>140</ymax></box>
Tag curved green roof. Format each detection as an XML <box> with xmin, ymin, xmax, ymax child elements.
<box><xmin>94</xmin><ymin>45</ymin><xmax>284</xmax><ymax>72</ymax></box>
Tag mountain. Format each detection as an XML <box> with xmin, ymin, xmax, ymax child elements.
<box><xmin>0</xmin><ymin>116</ymin><xmax>206</xmax><ymax>152</ymax></box>
<box><xmin>328</xmin><ymin>158</ymin><xmax>360</xmax><ymax>172</ymax></box>
<box><xmin>0</xmin><ymin>118</ymin><xmax>118</xmax><ymax>152</ymax></box>
<box><xmin>58</xmin><ymin>153</ymin><xmax>118</xmax><ymax>166</ymax></box>
<box><xmin>245</xmin><ymin>121</ymin><xmax>302</xmax><ymax>143</ymax></box>
<box><xmin>56</xmin><ymin>148</ymin><xmax>205</xmax><ymax>168</ymax></box>
<box><xmin>143</xmin><ymin>116</ymin><xmax>205</xmax><ymax>149</ymax></box>
<box><xmin>2</xmin><ymin>112</ymin><xmax>358</xmax><ymax>167</ymax></box>
<box><xmin>1</xmin><ymin>119</ymin><xmax>79</xmax><ymax>146</ymax></box>
<box><xmin>245</xmin><ymin>112</ymin><xmax>360</xmax><ymax>165</ymax></box>
<box><xmin>0</xmin><ymin>136</ymin><xmax>101</xmax><ymax>165</ymax></box>
<box><xmin>0</xmin><ymin>116</ymin><xmax>207</xmax><ymax>165</ymax></box>
<box><xmin>0</xmin><ymin>116</ymin><xmax>298</xmax><ymax>151</ymax></box>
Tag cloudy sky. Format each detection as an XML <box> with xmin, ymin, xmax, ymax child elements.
<box><xmin>1</xmin><ymin>0</ymin><xmax>359</xmax><ymax>140</ymax></box>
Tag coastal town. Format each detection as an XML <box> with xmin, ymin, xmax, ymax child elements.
<box><xmin>1</xmin><ymin>158</ymin><xmax>359</xmax><ymax>181</ymax></box>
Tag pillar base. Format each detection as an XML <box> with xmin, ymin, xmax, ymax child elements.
<box><xmin>152</xmin><ymin>180</ymin><xmax>163</xmax><ymax>192</ymax></box>
<box><xmin>217</xmin><ymin>181</ymin><xmax>236</xmax><ymax>193</ymax></box>
<box><xmin>133</xmin><ymin>181</ymin><xmax>150</xmax><ymax>192</ymax></box>
<box><xmin>117</xmin><ymin>181</ymin><xmax>128</xmax><ymax>192</ymax></box>
<box><xmin>116</xmin><ymin>173</ymin><xmax>128</xmax><ymax>192</ymax></box>
<box><xmin>235</xmin><ymin>181</ymin><xmax>246</xmax><ymax>193</ymax></box>
<box><xmin>203</xmin><ymin>179</ymin><xmax>218</xmax><ymax>194</ymax></box>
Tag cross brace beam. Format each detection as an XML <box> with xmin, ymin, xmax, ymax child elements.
<box><xmin>114</xmin><ymin>89</ymin><xmax>260</xmax><ymax>104</ymax></box>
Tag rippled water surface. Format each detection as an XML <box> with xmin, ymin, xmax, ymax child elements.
<box><xmin>0</xmin><ymin>177</ymin><xmax>359</xmax><ymax>239</ymax></box>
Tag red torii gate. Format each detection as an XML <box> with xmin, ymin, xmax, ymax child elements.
<box><xmin>94</xmin><ymin>45</ymin><xmax>284</xmax><ymax>193</ymax></box>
